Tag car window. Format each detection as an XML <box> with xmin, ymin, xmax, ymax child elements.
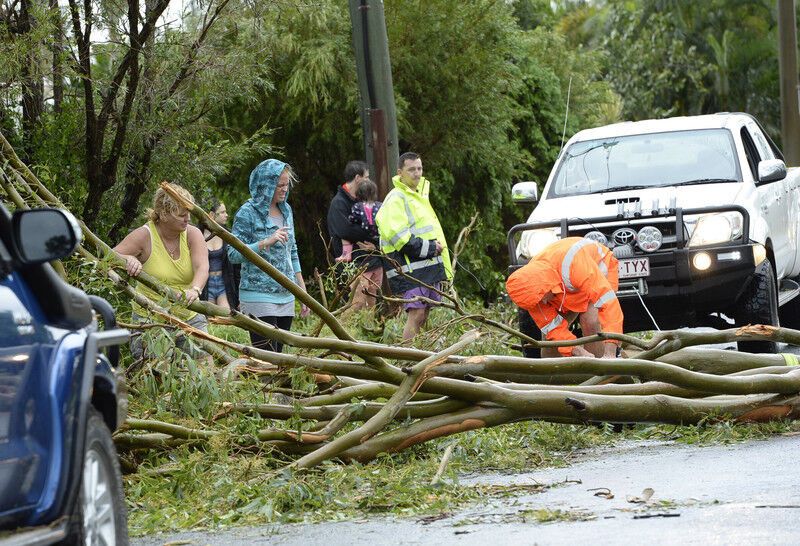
<box><xmin>747</xmin><ymin>123</ymin><xmax>774</xmax><ymax>161</ymax></box>
<box><xmin>739</xmin><ymin>127</ymin><xmax>760</xmax><ymax>180</ymax></box>
<box><xmin>547</xmin><ymin>129</ymin><xmax>740</xmax><ymax>198</ymax></box>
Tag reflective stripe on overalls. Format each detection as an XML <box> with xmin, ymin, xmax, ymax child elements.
<box><xmin>559</xmin><ymin>239</ymin><xmax>618</xmax><ymax>312</ymax></box>
<box><xmin>561</xmin><ymin>239</ymin><xmax>612</xmax><ymax>291</ymax></box>
<box><xmin>594</xmin><ymin>289</ymin><xmax>617</xmax><ymax>308</ymax></box>
<box><xmin>597</xmin><ymin>244</ymin><xmax>609</xmax><ymax>277</ymax></box>
<box><xmin>541</xmin><ymin>314</ymin><xmax>564</xmax><ymax>335</ymax></box>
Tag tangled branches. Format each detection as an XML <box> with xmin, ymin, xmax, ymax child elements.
<box><xmin>3</xmin><ymin>131</ymin><xmax>800</xmax><ymax>473</ymax></box>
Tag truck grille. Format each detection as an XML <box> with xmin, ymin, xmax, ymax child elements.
<box><xmin>567</xmin><ymin>220</ymin><xmax>689</xmax><ymax>255</ymax></box>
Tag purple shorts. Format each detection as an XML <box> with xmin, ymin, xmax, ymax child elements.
<box><xmin>403</xmin><ymin>285</ymin><xmax>442</xmax><ymax>311</ymax></box>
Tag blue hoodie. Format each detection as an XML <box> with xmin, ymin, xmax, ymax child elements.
<box><xmin>228</xmin><ymin>159</ymin><xmax>302</xmax><ymax>304</ymax></box>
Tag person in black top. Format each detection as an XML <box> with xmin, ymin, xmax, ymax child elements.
<box><xmin>337</xmin><ymin>178</ymin><xmax>382</xmax><ymax>262</ymax></box>
<box><xmin>200</xmin><ymin>199</ymin><xmax>240</xmax><ymax>311</ymax></box>
<box><xmin>327</xmin><ymin>161</ymin><xmax>383</xmax><ymax>310</ymax></box>
<box><xmin>348</xmin><ymin>178</ymin><xmax>382</xmax><ymax>241</ymax></box>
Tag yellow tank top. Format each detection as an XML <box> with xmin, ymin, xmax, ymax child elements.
<box><xmin>133</xmin><ymin>221</ymin><xmax>196</xmax><ymax>320</ymax></box>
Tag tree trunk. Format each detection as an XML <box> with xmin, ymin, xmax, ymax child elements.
<box><xmin>19</xmin><ymin>0</ymin><xmax>44</xmax><ymax>161</ymax></box>
<box><xmin>70</xmin><ymin>0</ymin><xmax>169</xmax><ymax>230</ymax></box>
<box><xmin>49</xmin><ymin>0</ymin><xmax>63</xmax><ymax>112</ymax></box>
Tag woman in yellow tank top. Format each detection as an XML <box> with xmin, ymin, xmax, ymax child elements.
<box><xmin>113</xmin><ymin>183</ymin><xmax>209</xmax><ymax>357</ymax></box>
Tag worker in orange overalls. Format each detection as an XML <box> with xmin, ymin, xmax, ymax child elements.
<box><xmin>506</xmin><ymin>237</ymin><xmax>623</xmax><ymax>358</ymax></box>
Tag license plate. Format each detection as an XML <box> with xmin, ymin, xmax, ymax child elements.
<box><xmin>619</xmin><ymin>257</ymin><xmax>650</xmax><ymax>279</ymax></box>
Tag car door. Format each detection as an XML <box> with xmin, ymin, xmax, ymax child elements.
<box><xmin>741</xmin><ymin>124</ymin><xmax>790</xmax><ymax>275</ymax></box>
<box><xmin>751</xmin><ymin>121</ymin><xmax>799</xmax><ymax>275</ymax></box>
<box><xmin>0</xmin><ymin>241</ymin><xmax>58</xmax><ymax>523</ymax></box>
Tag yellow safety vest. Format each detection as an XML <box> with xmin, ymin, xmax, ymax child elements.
<box><xmin>376</xmin><ymin>176</ymin><xmax>453</xmax><ymax>286</ymax></box>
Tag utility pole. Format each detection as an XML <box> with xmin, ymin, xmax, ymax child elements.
<box><xmin>349</xmin><ymin>0</ymin><xmax>399</xmax><ymax>199</ymax></box>
<box><xmin>778</xmin><ymin>0</ymin><xmax>800</xmax><ymax>165</ymax></box>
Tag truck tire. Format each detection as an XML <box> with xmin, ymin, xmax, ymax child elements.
<box><xmin>735</xmin><ymin>258</ymin><xmax>779</xmax><ymax>354</ymax></box>
<box><xmin>64</xmin><ymin>408</ymin><xmax>129</xmax><ymax>546</ymax></box>
<box><xmin>518</xmin><ymin>308</ymin><xmax>541</xmax><ymax>358</ymax></box>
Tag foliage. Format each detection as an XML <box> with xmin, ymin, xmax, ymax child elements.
<box><xmin>593</xmin><ymin>0</ymin><xmax>782</xmax><ymax>141</ymax></box>
<box><xmin>1</xmin><ymin>0</ymin><xmax>276</xmax><ymax>237</ymax></box>
<box><xmin>636</xmin><ymin>416</ymin><xmax>800</xmax><ymax>445</ymax></box>
<box><xmin>116</xmin><ymin>294</ymin><xmax>800</xmax><ymax>535</ymax></box>
<box><xmin>511</xmin><ymin>0</ymin><xmax>558</xmax><ymax>30</ymax></box>
<box><xmin>0</xmin><ymin>0</ymin><xmax>620</xmax><ymax>300</ymax></box>
<box><xmin>382</xmin><ymin>0</ymin><xmax>617</xmax><ymax>300</ymax></box>
<box><xmin>5</xmin><ymin>0</ymin><xmax>792</xmax><ymax>302</ymax></box>
<box><xmin>124</xmin><ymin>418</ymin><xmax>616</xmax><ymax>534</ymax></box>
<box><xmin>601</xmin><ymin>5</ymin><xmax>713</xmax><ymax>120</ymax></box>
<box><xmin>209</xmin><ymin>0</ymin><xmax>364</xmax><ymax>283</ymax></box>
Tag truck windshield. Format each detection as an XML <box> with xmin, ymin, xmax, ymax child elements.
<box><xmin>548</xmin><ymin>128</ymin><xmax>740</xmax><ymax>198</ymax></box>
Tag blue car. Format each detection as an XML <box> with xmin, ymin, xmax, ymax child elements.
<box><xmin>0</xmin><ymin>203</ymin><xmax>129</xmax><ymax>545</ymax></box>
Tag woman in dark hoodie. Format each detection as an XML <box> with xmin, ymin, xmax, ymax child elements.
<box><xmin>228</xmin><ymin>159</ymin><xmax>309</xmax><ymax>353</ymax></box>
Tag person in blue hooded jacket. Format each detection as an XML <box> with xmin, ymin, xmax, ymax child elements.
<box><xmin>228</xmin><ymin>159</ymin><xmax>309</xmax><ymax>353</ymax></box>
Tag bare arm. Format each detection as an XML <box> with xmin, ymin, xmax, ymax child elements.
<box><xmin>186</xmin><ymin>225</ymin><xmax>209</xmax><ymax>304</ymax></box>
<box><xmin>113</xmin><ymin>226</ymin><xmax>150</xmax><ymax>277</ymax></box>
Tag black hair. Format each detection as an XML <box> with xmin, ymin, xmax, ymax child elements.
<box><xmin>355</xmin><ymin>178</ymin><xmax>378</xmax><ymax>202</ymax></box>
<box><xmin>207</xmin><ymin>198</ymin><xmax>224</xmax><ymax>214</ymax></box>
<box><xmin>343</xmin><ymin>160</ymin><xmax>369</xmax><ymax>183</ymax></box>
<box><xmin>398</xmin><ymin>152</ymin><xmax>420</xmax><ymax>169</ymax></box>
<box><xmin>198</xmin><ymin>197</ymin><xmax>225</xmax><ymax>233</ymax></box>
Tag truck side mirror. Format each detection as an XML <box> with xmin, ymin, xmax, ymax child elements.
<box><xmin>757</xmin><ymin>159</ymin><xmax>787</xmax><ymax>184</ymax></box>
<box><xmin>511</xmin><ymin>181</ymin><xmax>539</xmax><ymax>205</ymax></box>
<box><xmin>12</xmin><ymin>208</ymin><xmax>82</xmax><ymax>264</ymax></box>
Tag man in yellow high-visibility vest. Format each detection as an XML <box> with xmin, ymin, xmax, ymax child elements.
<box><xmin>376</xmin><ymin>152</ymin><xmax>453</xmax><ymax>341</ymax></box>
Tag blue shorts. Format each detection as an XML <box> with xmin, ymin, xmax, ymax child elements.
<box><xmin>206</xmin><ymin>274</ymin><xmax>226</xmax><ymax>300</ymax></box>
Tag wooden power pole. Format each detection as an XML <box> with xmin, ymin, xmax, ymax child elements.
<box><xmin>349</xmin><ymin>0</ymin><xmax>399</xmax><ymax>199</ymax></box>
<box><xmin>778</xmin><ymin>0</ymin><xmax>800</xmax><ymax>166</ymax></box>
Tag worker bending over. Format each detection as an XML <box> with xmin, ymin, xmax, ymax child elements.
<box><xmin>506</xmin><ymin>237</ymin><xmax>623</xmax><ymax>358</ymax></box>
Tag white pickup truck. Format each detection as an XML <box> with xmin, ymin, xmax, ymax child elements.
<box><xmin>508</xmin><ymin>113</ymin><xmax>800</xmax><ymax>355</ymax></box>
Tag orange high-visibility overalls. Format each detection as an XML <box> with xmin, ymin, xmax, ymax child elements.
<box><xmin>506</xmin><ymin>237</ymin><xmax>623</xmax><ymax>356</ymax></box>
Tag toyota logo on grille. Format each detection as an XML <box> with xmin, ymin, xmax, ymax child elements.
<box><xmin>611</xmin><ymin>228</ymin><xmax>637</xmax><ymax>246</ymax></box>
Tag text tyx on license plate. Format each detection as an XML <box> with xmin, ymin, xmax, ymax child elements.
<box><xmin>619</xmin><ymin>257</ymin><xmax>650</xmax><ymax>279</ymax></box>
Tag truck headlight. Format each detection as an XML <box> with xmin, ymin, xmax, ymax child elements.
<box><xmin>688</xmin><ymin>213</ymin><xmax>742</xmax><ymax>247</ymax></box>
<box><xmin>517</xmin><ymin>227</ymin><xmax>559</xmax><ymax>259</ymax></box>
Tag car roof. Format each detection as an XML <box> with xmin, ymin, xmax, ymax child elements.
<box><xmin>570</xmin><ymin>113</ymin><xmax>749</xmax><ymax>143</ymax></box>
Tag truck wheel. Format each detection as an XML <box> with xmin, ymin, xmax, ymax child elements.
<box><xmin>64</xmin><ymin>408</ymin><xmax>129</xmax><ymax>546</ymax></box>
<box><xmin>735</xmin><ymin>258</ymin><xmax>779</xmax><ymax>354</ymax></box>
<box><xmin>518</xmin><ymin>308</ymin><xmax>541</xmax><ymax>358</ymax></box>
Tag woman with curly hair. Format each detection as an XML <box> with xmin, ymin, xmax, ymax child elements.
<box><xmin>114</xmin><ymin>182</ymin><xmax>209</xmax><ymax>357</ymax></box>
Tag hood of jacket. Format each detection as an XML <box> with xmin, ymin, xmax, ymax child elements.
<box><xmin>248</xmin><ymin>159</ymin><xmax>291</xmax><ymax>219</ymax></box>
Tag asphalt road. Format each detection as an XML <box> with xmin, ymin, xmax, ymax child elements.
<box><xmin>133</xmin><ymin>434</ymin><xmax>800</xmax><ymax>546</ymax></box>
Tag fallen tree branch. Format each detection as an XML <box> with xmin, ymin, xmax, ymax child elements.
<box><xmin>291</xmin><ymin>330</ymin><xmax>482</xmax><ymax>469</ymax></box>
<box><xmin>7</xmin><ymin>134</ymin><xmax>800</xmax><ymax>472</ymax></box>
